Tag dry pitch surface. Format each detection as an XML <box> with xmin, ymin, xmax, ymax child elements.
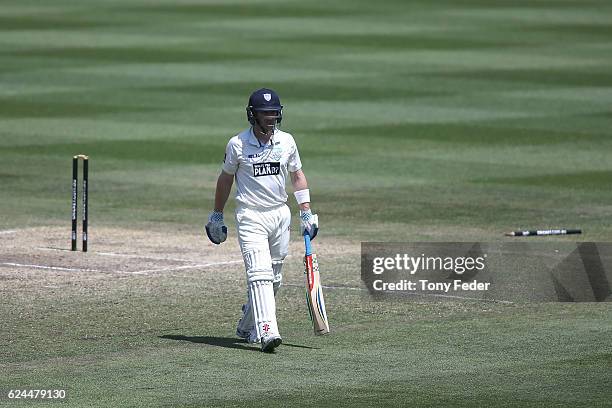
<box><xmin>0</xmin><ymin>226</ymin><xmax>359</xmax><ymax>284</ymax></box>
<box><xmin>0</xmin><ymin>227</ymin><xmax>361</xmax><ymax>343</ymax></box>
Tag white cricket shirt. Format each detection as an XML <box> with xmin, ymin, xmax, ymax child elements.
<box><xmin>222</xmin><ymin>128</ymin><xmax>302</xmax><ymax>208</ymax></box>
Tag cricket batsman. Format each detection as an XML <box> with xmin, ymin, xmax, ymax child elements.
<box><xmin>205</xmin><ymin>88</ymin><xmax>319</xmax><ymax>352</ymax></box>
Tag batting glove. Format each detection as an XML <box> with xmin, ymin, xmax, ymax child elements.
<box><xmin>300</xmin><ymin>209</ymin><xmax>318</xmax><ymax>240</ymax></box>
<box><xmin>205</xmin><ymin>211</ymin><xmax>227</xmax><ymax>245</ymax></box>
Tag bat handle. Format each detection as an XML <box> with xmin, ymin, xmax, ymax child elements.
<box><xmin>303</xmin><ymin>230</ymin><xmax>312</xmax><ymax>256</ymax></box>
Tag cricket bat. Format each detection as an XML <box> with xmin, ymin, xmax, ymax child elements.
<box><xmin>303</xmin><ymin>231</ymin><xmax>330</xmax><ymax>335</ymax></box>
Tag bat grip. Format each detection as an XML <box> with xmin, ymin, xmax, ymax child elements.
<box><xmin>303</xmin><ymin>230</ymin><xmax>312</xmax><ymax>256</ymax></box>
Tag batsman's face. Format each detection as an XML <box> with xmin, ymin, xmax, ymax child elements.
<box><xmin>256</xmin><ymin>110</ymin><xmax>280</xmax><ymax>129</ymax></box>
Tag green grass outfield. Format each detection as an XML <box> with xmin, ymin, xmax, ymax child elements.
<box><xmin>1</xmin><ymin>0</ymin><xmax>611</xmax><ymax>406</ymax></box>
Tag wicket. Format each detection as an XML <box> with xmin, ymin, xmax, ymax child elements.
<box><xmin>505</xmin><ymin>229</ymin><xmax>581</xmax><ymax>237</ymax></box>
<box><xmin>71</xmin><ymin>155</ymin><xmax>89</xmax><ymax>252</ymax></box>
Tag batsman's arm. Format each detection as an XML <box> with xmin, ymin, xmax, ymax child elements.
<box><xmin>214</xmin><ymin>170</ymin><xmax>234</xmax><ymax>212</ymax></box>
<box><xmin>290</xmin><ymin>169</ymin><xmax>310</xmax><ymax>211</ymax></box>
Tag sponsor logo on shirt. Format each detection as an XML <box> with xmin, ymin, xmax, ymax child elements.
<box><xmin>253</xmin><ymin>162</ymin><xmax>281</xmax><ymax>177</ymax></box>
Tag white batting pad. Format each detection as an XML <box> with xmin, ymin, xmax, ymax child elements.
<box><xmin>272</xmin><ymin>261</ymin><xmax>283</xmax><ymax>295</ymax></box>
<box><xmin>243</xmin><ymin>247</ymin><xmax>273</xmax><ymax>283</ymax></box>
<box><xmin>236</xmin><ymin>293</ymin><xmax>255</xmax><ymax>339</ymax></box>
<box><xmin>249</xmin><ymin>280</ymin><xmax>279</xmax><ymax>340</ymax></box>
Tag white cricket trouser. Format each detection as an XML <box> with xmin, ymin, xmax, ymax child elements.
<box><xmin>235</xmin><ymin>203</ymin><xmax>291</xmax><ymax>341</ymax></box>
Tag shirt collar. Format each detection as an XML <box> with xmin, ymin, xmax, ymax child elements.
<box><xmin>248</xmin><ymin>128</ymin><xmax>275</xmax><ymax>147</ymax></box>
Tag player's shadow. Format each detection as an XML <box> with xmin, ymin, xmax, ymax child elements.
<box><xmin>159</xmin><ymin>335</ymin><xmax>318</xmax><ymax>351</ymax></box>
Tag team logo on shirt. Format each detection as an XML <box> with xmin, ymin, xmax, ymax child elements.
<box><xmin>253</xmin><ymin>162</ymin><xmax>280</xmax><ymax>177</ymax></box>
<box><xmin>267</xmin><ymin>147</ymin><xmax>283</xmax><ymax>161</ymax></box>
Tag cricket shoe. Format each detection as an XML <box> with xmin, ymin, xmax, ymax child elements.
<box><xmin>261</xmin><ymin>334</ymin><xmax>282</xmax><ymax>353</ymax></box>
